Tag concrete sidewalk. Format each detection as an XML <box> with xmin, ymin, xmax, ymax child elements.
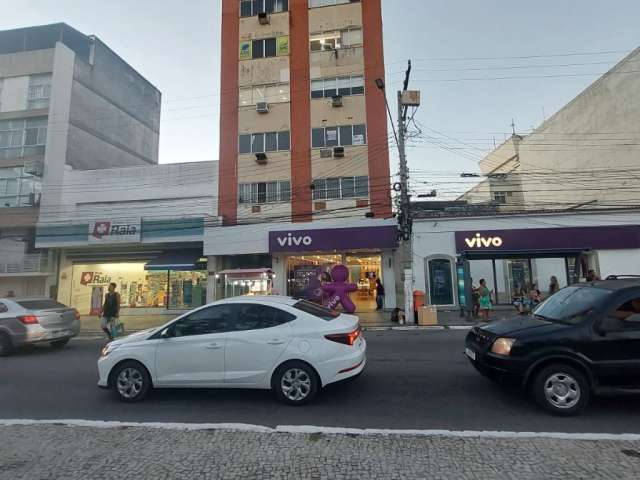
<box><xmin>1</xmin><ymin>423</ymin><xmax>638</xmax><ymax>479</ymax></box>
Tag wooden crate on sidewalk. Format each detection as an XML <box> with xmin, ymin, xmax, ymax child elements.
<box><xmin>418</xmin><ymin>306</ymin><xmax>438</xmax><ymax>326</ymax></box>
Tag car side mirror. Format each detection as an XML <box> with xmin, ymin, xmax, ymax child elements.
<box><xmin>598</xmin><ymin>316</ymin><xmax>624</xmax><ymax>335</ymax></box>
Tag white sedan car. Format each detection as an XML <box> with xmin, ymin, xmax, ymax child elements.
<box><xmin>98</xmin><ymin>296</ymin><xmax>366</xmax><ymax>405</ymax></box>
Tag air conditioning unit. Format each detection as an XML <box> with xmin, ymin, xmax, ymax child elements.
<box><xmin>320</xmin><ymin>149</ymin><xmax>333</xmax><ymax>158</ymax></box>
<box><xmin>331</xmin><ymin>95</ymin><xmax>343</xmax><ymax>107</ymax></box>
<box><xmin>255</xmin><ymin>152</ymin><xmax>268</xmax><ymax>165</ymax></box>
<box><xmin>258</xmin><ymin>12</ymin><xmax>270</xmax><ymax>25</ymax></box>
<box><xmin>333</xmin><ymin>146</ymin><xmax>345</xmax><ymax>158</ymax></box>
<box><xmin>256</xmin><ymin>101</ymin><xmax>270</xmax><ymax>114</ymax></box>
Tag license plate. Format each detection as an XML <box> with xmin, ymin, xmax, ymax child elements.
<box><xmin>51</xmin><ymin>330</ymin><xmax>67</xmax><ymax>338</ymax></box>
<box><xmin>465</xmin><ymin>348</ymin><xmax>476</xmax><ymax>361</ymax></box>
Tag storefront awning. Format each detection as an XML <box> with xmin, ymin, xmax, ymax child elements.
<box><xmin>144</xmin><ymin>250</ymin><xmax>206</xmax><ymax>271</ymax></box>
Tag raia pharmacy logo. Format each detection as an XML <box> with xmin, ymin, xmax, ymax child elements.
<box><xmin>276</xmin><ymin>233</ymin><xmax>313</xmax><ymax>248</ymax></box>
<box><xmin>464</xmin><ymin>233</ymin><xmax>504</xmax><ymax>248</ymax></box>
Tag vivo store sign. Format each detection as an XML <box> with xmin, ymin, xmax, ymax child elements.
<box><xmin>89</xmin><ymin>219</ymin><xmax>141</xmax><ymax>244</ymax></box>
<box><xmin>269</xmin><ymin>226</ymin><xmax>398</xmax><ymax>253</ymax></box>
<box><xmin>464</xmin><ymin>233</ymin><xmax>503</xmax><ymax>249</ymax></box>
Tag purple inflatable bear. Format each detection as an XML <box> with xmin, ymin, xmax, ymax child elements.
<box><xmin>322</xmin><ymin>264</ymin><xmax>357</xmax><ymax>314</ymax></box>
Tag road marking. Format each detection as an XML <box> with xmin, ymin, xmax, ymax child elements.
<box><xmin>1</xmin><ymin>419</ymin><xmax>639</xmax><ymax>441</ymax></box>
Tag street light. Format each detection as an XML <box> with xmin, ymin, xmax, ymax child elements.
<box><xmin>375</xmin><ymin>78</ymin><xmax>399</xmax><ymax>149</ymax></box>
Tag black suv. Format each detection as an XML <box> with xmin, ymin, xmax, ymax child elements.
<box><xmin>465</xmin><ymin>277</ymin><xmax>640</xmax><ymax>416</ymax></box>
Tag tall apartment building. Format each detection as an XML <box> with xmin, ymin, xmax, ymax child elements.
<box><xmin>0</xmin><ymin>23</ymin><xmax>161</xmax><ymax>297</ymax></box>
<box><xmin>205</xmin><ymin>0</ymin><xmax>399</xmax><ymax>312</ymax></box>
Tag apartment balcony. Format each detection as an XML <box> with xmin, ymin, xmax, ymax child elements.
<box><xmin>0</xmin><ymin>253</ymin><xmax>51</xmax><ymax>276</ymax></box>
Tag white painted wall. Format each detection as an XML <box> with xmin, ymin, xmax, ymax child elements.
<box><xmin>0</xmin><ymin>76</ymin><xmax>29</xmax><ymax>112</ymax></box>
<box><xmin>596</xmin><ymin>250</ymin><xmax>640</xmax><ymax>279</ymax></box>
<box><xmin>39</xmin><ymin>161</ymin><xmax>218</xmax><ymax>225</ymax></box>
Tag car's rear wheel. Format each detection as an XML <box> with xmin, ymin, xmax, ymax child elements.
<box><xmin>272</xmin><ymin>361</ymin><xmax>319</xmax><ymax>406</ymax></box>
<box><xmin>532</xmin><ymin>364</ymin><xmax>590</xmax><ymax>416</ymax></box>
<box><xmin>50</xmin><ymin>338</ymin><xmax>70</xmax><ymax>349</ymax></box>
<box><xmin>0</xmin><ymin>332</ymin><xmax>13</xmax><ymax>357</ymax></box>
<box><xmin>112</xmin><ymin>361</ymin><xmax>151</xmax><ymax>403</ymax></box>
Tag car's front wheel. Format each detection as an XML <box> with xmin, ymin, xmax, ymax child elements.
<box><xmin>532</xmin><ymin>364</ymin><xmax>590</xmax><ymax>416</ymax></box>
<box><xmin>272</xmin><ymin>361</ymin><xmax>319</xmax><ymax>406</ymax></box>
<box><xmin>112</xmin><ymin>361</ymin><xmax>151</xmax><ymax>403</ymax></box>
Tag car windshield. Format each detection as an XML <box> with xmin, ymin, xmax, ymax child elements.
<box><xmin>532</xmin><ymin>285</ymin><xmax>611</xmax><ymax>324</ymax></box>
<box><xmin>16</xmin><ymin>299</ymin><xmax>67</xmax><ymax>310</ymax></box>
<box><xmin>292</xmin><ymin>300</ymin><xmax>340</xmax><ymax>321</ymax></box>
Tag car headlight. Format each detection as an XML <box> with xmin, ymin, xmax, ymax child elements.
<box><xmin>100</xmin><ymin>343</ymin><xmax>119</xmax><ymax>358</ymax></box>
<box><xmin>491</xmin><ymin>338</ymin><xmax>516</xmax><ymax>356</ymax></box>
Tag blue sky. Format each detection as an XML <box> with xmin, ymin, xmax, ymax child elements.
<box><xmin>3</xmin><ymin>0</ymin><xmax>640</xmax><ymax>196</ymax></box>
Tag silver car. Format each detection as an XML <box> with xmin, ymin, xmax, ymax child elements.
<box><xmin>0</xmin><ymin>297</ymin><xmax>81</xmax><ymax>356</ymax></box>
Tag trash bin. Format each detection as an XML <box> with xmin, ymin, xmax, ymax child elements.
<box><xmin>413</xmin><ymin>290</ymin><xmax>425</xmax><ymax>324</ymax></box>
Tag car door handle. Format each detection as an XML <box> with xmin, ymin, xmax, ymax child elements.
<box><xmin>205</xmin><ymin>343</ymin><xmax>223</xmax><ymax>349</ymax></box>
<box><xmin>267</xmin><ymin>339</ymin><xmax>286</xmax><ymax>345</ymax></box>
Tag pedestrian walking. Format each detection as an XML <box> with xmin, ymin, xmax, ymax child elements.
<box><xmin>100</xmin><ymin>283</ymin><xmax>120</xmax><ymax>341</ymax></box>
<box><xmin>549</xmin><ymin>275</ymin><xmax>560</xmax><ymax>296</ymax></box>
<box><xmin>375</xmin><ymin>278</ymin><xmax>385</xmax><ymax>311</ymax></box>
<box><xmin>478</xmin><ymin>279</ymin><xmax>493</xmax><ymax>321</ymax></box>
<box><xmin>471</xmin><ymin>279</ymin><xmax>480</xmax><ymax>318</ymax></box>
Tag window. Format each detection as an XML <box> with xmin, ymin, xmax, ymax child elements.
<box><xmin>265</xmin><ymin>132</ymin><xmax>278</xmax><ymax>152</ymax></box>
<box><xmin>309</xmin><ymin>0</ymin><xmax>360</xmax><ymax>8</ymax></box>
<box><xmin>341</xmin><ymin>176</ymin><xmax>355</xmax><ymax>198</ymax></box>
<box><xmin>239</xmin><ymin>134</ymin><xmax>252</xmax><ymax>154</ymax></box>
<box><xmin>239</xmin><ymin>83</ymin><xmax>290</xmax><ymax>106</ymax></box>
<box><xmin>354</xmin><ymin>176</ymin><xmax>369</xmax><ymax>197</ymax></box>
<box><xmin>0</xmin><ymin>166</ymin><xmax>42</xmax><ymax>208</ymax></box>
<box><xmin>0</xmin><ymin>117</ymin><xmax>47</xmax><ymax>160</ymax></box>
<box><xmin>311</xmin><ymin>80</ymin><xmax>324</xmax><ymax>99</ymax></box>
<box><xmin>27</xmin><ymin>74</ymin><xmax>52</xmax><ymax>110</ymax></box>
<box><xmin>16</xmin><ymin>299</ymin><xmax>66</xmax><ymax>310</ymax></box>
<box><xmin>228</xmin><ymin>304</ymin><xmax>295</xmax><ymax>331</ymax></box>
<box><xmin>277</xmin><ymin>131</ymin><xmax>290</xmax><ymax>151</ymax></box>
<box><xmin>247</xmin><ymin>37</ymin><xmax>287</xmax><ymax>59</ymax></box>
<box><xmin>0</xmin><ymin>302</ymin><xmax>7</xmax><ymax>313</ymax></box>
<box><xmin>309</xmin><ymin>28</ymin><xmax>362</xmax><ymax>51</ymax></box>
<box><xmin>239</xmin><ymin>131</ymin><xmax>291</xmax><ymax>153</ymax></box>
<box><xmin>352</xmin><ymin>124</ymin><xmax>366</xmax><ymax>145</ymax></box>
<box><xmin>311</xmin><ymin>124</ymin><xmax>367</xmax><ymax>148</ymax></box>
<box><xmin>170</xmin><ymin>305</ymin><xmax>232</xmax><ymax>337</ymax></box>
<box><xmin>609</xmin><ymin>296</ymin><xmax>640</xmax><ymax>325</ymax></box>
<box><xmin>239</xmin><ymin>180</ymin><xmax>291</xmax><ymax>204</ymax></box>
<box><xmin>293</xmin><ymin>300</ymin><xmax>339</xmax><ymax>321</ymax></box>
<box><xmin>323</xmin><ymin>78</ymin><xmax>337</xmax><ymax>98</ymax></box>
<box><xmin>312</xmin><ymin>176</ymin><xmax>369</xmax><ymax>200</ymax></box>
<box><xmin>493</xmin><ymin>192</ymin><xmax>507</xmax><ymax>204</ymax></box>
<box><xmin>312</xmin><ymin>128</ymin><xmax>325</xmax><ymax>148</ymax></box>
<box><xmin>264</xmin><ymin>38</ymin><xmax>277</xmax><ymax>57</ymax></box>
<box><xmin>240</xmin><ymin>0</ymin><xmax>288</xmax><ymax>17</ymax></box>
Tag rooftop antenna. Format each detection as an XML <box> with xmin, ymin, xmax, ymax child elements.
<box><xmin>511</xmin><ymin>118</ymin><xmax>516</xmax><ymax>136</ymax></box>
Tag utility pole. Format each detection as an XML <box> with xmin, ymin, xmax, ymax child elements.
<box><xmin>376</xmin><ymin>61</ymin><xmax>420</xmax><ymax>324</ymax></box>
<box><xmin>397</xmin><ymin>62</ymin><xmax>420</xmax><ymax>324</ymax></box>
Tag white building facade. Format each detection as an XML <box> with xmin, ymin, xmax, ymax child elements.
<box><xmin>413</xmin><ymin>210</ymin><xmax>640</xmax><ymax>309</ymax></box>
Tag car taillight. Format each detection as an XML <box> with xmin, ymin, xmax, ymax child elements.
<box><xmin>325</xmin><ymin>327</ymin><xmax>361</xmax><ymax>346</ymax></box>
<box><xmin>18</xmin><ymin>315</ymin><xmax>39</xmax><ymax>325</ymax></box>
<box><xmin>73</xmin><ymin>309</ymin><xmax>81</xmax><ymax>320</ymax></box>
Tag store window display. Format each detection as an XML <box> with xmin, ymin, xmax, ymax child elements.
<box><xmin>286</xmin><ymin>254</ymin><xmax>382</xmax><ymax>312</ymax></box>
<box><xmin>70</xmin><ymin>263</ymin><xmax>207</xmax><ymax>315</ymax></box>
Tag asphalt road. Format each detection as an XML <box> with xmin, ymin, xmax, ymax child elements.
<box><xmin>1</xmin><ymin>330</ymin><xmax>639</xmax><ymax>433</ymax></box>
